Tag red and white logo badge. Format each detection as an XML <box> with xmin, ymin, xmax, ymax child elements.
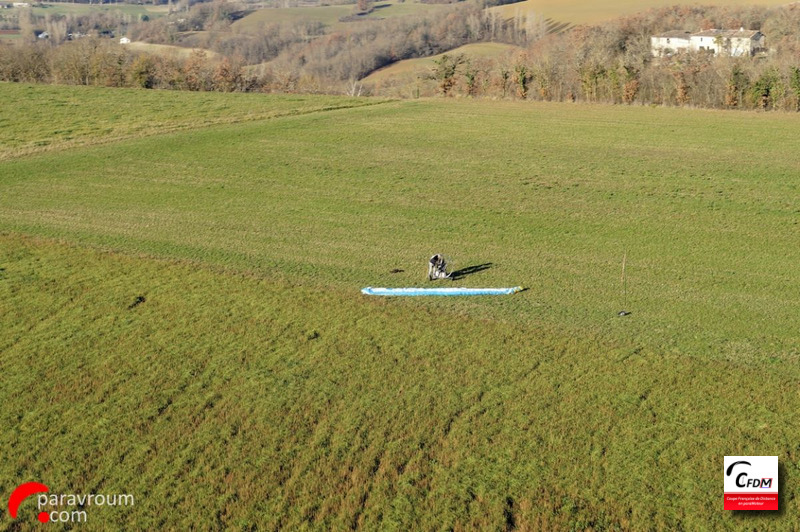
<box><xmin>724</xmin><ymin>456</ymin><xmax>778</xmax><ymax>510</ymax></box>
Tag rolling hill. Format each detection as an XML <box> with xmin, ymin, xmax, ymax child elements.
<box><xmin>361</xmin><ymin>42</ymin><xmax>519</xmax><ymax>88</ymax></box>
<box><xmin>232</xmin><ymin>0</ymin><xmax>447</xmax><ymax>33</ymax></box>
<box><xmin>488</xmin><ymin>0</ymin><xmax>792</xmax><ymax>28</ymax></box>
<box><xmin>125</xmin><ymin>41</ymin><xmax>221</xmax><ymax>61</ymax></box>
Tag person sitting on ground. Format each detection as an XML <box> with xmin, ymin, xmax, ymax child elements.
<box><xmin>428</xmin><ymin>254</ymin><xmax>451</xmax><ymax>280</ymax></box>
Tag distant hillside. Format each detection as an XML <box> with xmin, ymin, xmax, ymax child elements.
<box><xmin>353</xmin><ymin>0</ymin><xmax>792</xmax><ymax>92</ymax></box>
<box><xmin>126</xmin><ymin>42</ymin><xmax>221</xmax><ymax>61</ymax></box>
<box><xmin>7</xmin><ymin>0</ymin><xmax>799</xmax><ymax>102</ymax></box>
<box><xmin>32</xmin><ymin>2</ymin><xmax>168</xmax><ymax>18</ymax></box>
<box><xmin>232</xmin><ymin>1</ymin><xmax>447</xmax><ymax>33</ymax></box>
<box><xmin>488</xmin><ymin>0</ymin><xmax>790</xmax><ymax>27</ymax></box>
<box><xmin>362</xmin><ymin>42</ymin><xmax>518</xmax><ymax>87</ymax></box>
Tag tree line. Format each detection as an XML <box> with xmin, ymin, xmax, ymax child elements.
<box><xmin>375</xmin><ymin>4</ymin><xmax>800</xmax><ymax>111</ymax></box>
<box><xmin>0</xmin><ymin>38</ymin><xmax>258</xmax><ymax>91</ymax></box>
<box><xmin>3</xmin><ymin>3</ymin><xmax>800</xmax><ymax>111</ymax></box>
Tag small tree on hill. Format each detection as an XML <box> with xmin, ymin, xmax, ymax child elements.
<box><xmin>620</xmin><ymin>65</ymin><xmax>640</xmax><ymax>104</ymax></box>
<box><xmin>184</xmin><ymin>49</ymin><xmax>209</xmax><ymax>91</ymax></box>
<box><xmin>514</xmin><ymin>63</ymin><xmax>530</xmax><ymax>99</ymax></box>
<box><xmin>212</xmin><ymin>57</ymin><xmax>244</xmax><ymax>92</ymax></box>
<box><xmin>674</xmin><ymin>71</ymin><xmax>690</xmax><ymax>106</ymax></box>
<box><xmin>750</xmin><ymin>68</ymin><xmax>779</xmax><ymax>110</ymax></box>
<box><xmin>356</xmin><ymin>0</ymin><xmax>372</xmax><ymax>14</ymax></box>
<box><xmin>790</xmin><ymin>67</ymin><xmax>800</xmax><ymax>111</ymax></box>
<box><xmin>725</xmin><ymin>64</ymin><xmax>748</xmax><ymax>108</ymax></box>
<box><xmin>431</xmin><ymin>53</ymin><xmax>465</xmax><ymax>97</ymax></box>
<box><xmin>498</xmin><ymin>67</ymin><xmax>510</xmax><ymax>98</ymax></box>
<box><xmin>463</xmin><ymin>60</ymin><xmax>478</xmax><ymax>97</ymax></box>
<box><xmin>129</xmin><ymin>55</ymin><xmax>156</xmax><ymax>89</ymax></box>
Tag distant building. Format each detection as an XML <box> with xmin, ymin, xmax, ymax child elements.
<box><xmin>120</xmin><ymin>37</ymin><xmax>131</xmax><ymax>44</ymax></box>
<box><xmin>12</xmin><ymin>2</ymin><xmax>30</xmax><ymax>6</ymax></box>
<box><xmin>650</xmin><ymin>30</ymin><xmax>692</xmax><ymax>55</ymax></box>
<box><xmin>652</xmin><ymin>28</ymin><xmax>765</xmax><ymax>57</ymax></box>
<box><xmin>691</xmin><ymin>29</ymin><xmax>765</xmax><ymax>57</ymax></box>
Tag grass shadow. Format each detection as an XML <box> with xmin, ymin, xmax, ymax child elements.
<box><xmin>449</xmin><ymin>262</ymin><xmax>492</xmax><ymax>281</ymax></box>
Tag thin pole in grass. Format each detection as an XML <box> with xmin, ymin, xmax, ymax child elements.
<box><xmin>618</xmin><ymin>250</ymin><xmax>630</xmax><ymax>316</ymax></box>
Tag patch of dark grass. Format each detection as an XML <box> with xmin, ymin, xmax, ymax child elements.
<box><xmin>127</xmin><ymin>295</ymin><xmax>146</xmax><ymax>309</ymax></box>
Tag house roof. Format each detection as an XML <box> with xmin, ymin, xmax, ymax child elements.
<box><xmin>653</xmin><ymin>30</ymin><xmax>693</xmax><ymax>39</ymax></box>
<box><xmin>692</xmin><ymin>29</ymin><xmax>761</xmax><ymax>39</ymax></box>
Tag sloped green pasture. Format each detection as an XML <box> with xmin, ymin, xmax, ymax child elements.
<box><xmin>2</xmin><ymin>84</ymin><xmax>800</xmax><ymax>530</ymax></box>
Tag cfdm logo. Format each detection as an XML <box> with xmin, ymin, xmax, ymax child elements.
<box><xmin>726</xmin><ymin>461</ymin><xmax>772</xmax><ymax>489</ymax></box>
<box><xmin>724</xmin><ymin>456</ymin><xmax>779</xmax><ymax>511</ymax></box>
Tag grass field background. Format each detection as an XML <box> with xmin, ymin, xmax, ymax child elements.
<box><xmin>0</xmin><ymin>84</ymin><xmax>378</xmax><ymax>160</ymax></box>
<box><xmin>2</xmin><ymin>83</ymin><xmax>800</xmax><ymax>529</ymax></box>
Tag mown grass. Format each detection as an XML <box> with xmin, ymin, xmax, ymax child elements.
<box><xmin>2</xmin><ymin>233</ymin><xmax>799</xmax><ymax>530</ymax></box>
<box><xmin>2</xmin><ymin>84</ymin><xmax>800</xmax><ymax>529</ymax></box>
<box><xmin>0</xmin><ymin>83</ymin><xmax>384</xmax><ymax>159</ymax></box>
<box><xmin>2</xmin><ymin>88</ymin><xmax>799</xmax><ymax>358</ymax></box>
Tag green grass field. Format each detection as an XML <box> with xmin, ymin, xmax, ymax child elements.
<box><xmin>0</xmin><ymin>84</ymin><xmax>378</xmax><ymax>159</ymax></box>
<box><xmin>2</xmin><ymin>83</ymin><xmax>800</xmax><ymax>530</ymax></box>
